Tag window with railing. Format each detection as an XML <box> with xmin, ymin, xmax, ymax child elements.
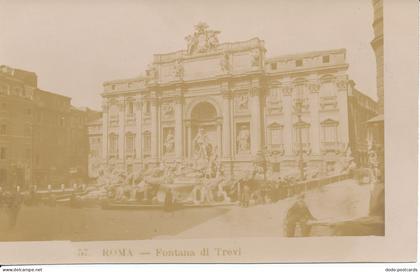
<box><xmin>125</xmin><ymin>133</ymin><xmax>136</xmax><ymax>157</ymax></box>
<box><xmin>267</xmin><ymin>124</ymin><xmax>284</xmax><ymax>153</ymax></box>
<box><xmin>321</xmin><ymin>119</ymin><xmax>341</xmax><ymax>153</ymax></box>
<box><xmin>109</xmin><ymin>134</ymin><xmax>118</xmax><ymax>157</ymax></box>
<box><xmin>143</xmin><ymin>131</ymin><xmax>151</xmax><ymax>156</ymax></box>
<box><xmin>126</xmin><ymin>100</ymin><xmax>135</xmax><ymax>118</ymax></box>
<box><xmin>293</xmin><ymin>122</ymin><xmax>311</xmax><ymax>153</ymax></box>
<box><xmin>109</xmin><ymin>104</ymin><xmax>119</xmax><ymax>126</ymax></box>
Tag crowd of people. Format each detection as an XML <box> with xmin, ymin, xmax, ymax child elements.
<box><xmin>0</xmin><ymin>189</ymin><xmax>23</xmax><ymax>230</ymax></box>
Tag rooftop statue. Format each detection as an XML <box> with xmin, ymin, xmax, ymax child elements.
<box><xmin>185</xmin><ymin>22</ymin><xmax>220</xmax><ymax>55</ymax></box>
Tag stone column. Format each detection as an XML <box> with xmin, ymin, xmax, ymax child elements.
<box><xmin>217</xmin><ymin>119</ymin><xmax>222</xmax><ymax>158</ymax></box>
<box><xmin>309</xmin><ymin>82</ymin><xmax>321</xmax><ymax>155</ymax></box>
<box><xmin>135</xmin><ymin>99</ymin><xmax>142</xmax><ymax>160</ymax></box>
<box><xmin>101</xmin><ymin>100</ymin><xmax>109</xmax><ymax>163</ymax></box>
<box><xmin>221</xmin><ymin>87</ymin><xmax>232</xmax><ymax>159</ymax></box>
<box><xmin>174</xmin><ymin>93</ymin><xmax>183</xmax><ymax>160</ymax></box>
<box><xmin>337</xmin><ymin>77</ymin><xmax>350</xmax><ymax>146</ymax></box>
<box><xmin>118</xmin><ymin>99</ymin><xmax>125</xmax><ymax>161</ymax></box>
<box><xmin>250</xmin><ymin>86</ymin><xmax>262</xmax><ymax>156</ymax></box>
<box><xmin>150</xmin><ymin>95</ymin><xmax>159</xmax><ymax>161</ymax></box>
<box><xmin>282</xmin><ymin>85</ymin><xmax>293</xmax><ymax>155</ymax></box>
<box><xmin>185</xmin><ymin>120</ymin><xmax>192</xmax><ymax>159</ymax></box>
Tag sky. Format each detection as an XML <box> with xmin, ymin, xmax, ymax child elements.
<box><xmin>0</xmin><ymin>0</ymin><xmax>376</xmax><ymax>110</ymax></box>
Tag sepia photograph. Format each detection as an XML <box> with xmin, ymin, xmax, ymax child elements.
<box><xmin>0</xmin><ymin>0</ymin><xmax>417</xmax><ymax>265</ymax></box>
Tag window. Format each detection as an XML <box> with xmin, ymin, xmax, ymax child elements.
<box><xmin>109</xmin><ymin>134</ymin><xmax>118</xmax><ymax>155</ymax></box>
<box><xmin>272</xmin><ymin>162</ymin><xmax>280</xmax><ymax>173</ymax></box>
<box><xmin>0</xmin><ymin>124</ymin><xmax>6</xmax><ymax>135</ymax></box>
<box><xmin>271</xmin><ymin>128</ymin><xmax>283</xmax><ymax>145</ymax></box>
<box><xmin>270</xmin><ymin>62</ymin><xmax>277</xmax><ymax>70</ymax></box>
<box><xmin>143</xmin><ymin>131</ymin><xmax>151</xmax><ymax>155</ymax></box>
<box><xmin>111</xmin><ymin>85</ymin><xmax>116</xmax><ymax>91</ymax></box>
<box><xmin>321</xmin><ymin>120</ymin><xmax>339</xmax><ymax>143</ymax></box>
<box><xmin>127</xmin><ymin>101</ymin><xmax>134</xmax><ymax>116</ymax></box>
<box><xmin>125</xmin><ymin>133</ymin><xmax>135</xmax><ymax>154</ymax></box>
<box><xmin>293</xmin><ymin>124</ymin><xmax>310</xmax><ymax>144</ymax></box>
<box><xmin>320</xmin><ymin>75</ymin><xmax>336</xmax><ymax>97</ymax></box>
<box><xmin>268</xmin><ymin>124</ymin><xmax>283</xmax><ymax>151</ymax></box>
<box><xmin>0</xmin><ymin>147</ymin><xmax>6</xmax><ymax>159</ymax></box>
<box><xmin>295</xmin><ymin>59</ymin><xmax>303</xmax><ymax>67</ymax></box>
<box><xmin>127</xmin><ymin>164</ymin><xmax>133</xmax><ymax>174</ymax></box>
<box><xmin>294</xmin><ymin>83</ymin><xmax>306</xmax><ymax>99</ymax></box>
<box><xmin>0</xmin><ymin>169</ymin><xmax>7</xmax><ymax>186</ymax></box>
<box><xmin>322</xmin><ymin>55</ymin><xmax>330</xmax><ymax>63</ymax></box>
<box><xmin>144</xmin><ymin>101</ymin><xmax>150</xmax><ymax>114</ymax></box>
<box><xmin>270</xmin><ymin>87</ymin><xmax>281</xmax><ymax>99</ymax></box>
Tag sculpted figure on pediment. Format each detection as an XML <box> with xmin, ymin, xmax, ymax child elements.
<box><xmin>237</xmin><ymin>125</ymin><xmax>250</xmax><ymax>152</ymax></box>
<box><xmin>185</xmin><ymin>22</ymin><xmax>220</xmax><ymax>55</ymax></box>
<box><xmin>251</xmin><ymin>49</ymin><xmax>261</xmax><ymax>67</ymax></box>
<box><xmin>220</xmin><ymin>54</ymin><xmax>230</xmax><ymax>73</ymax></box>
<box><xmin>173</xmin><ymin>60</ymin><xmax>184</xmax><ymax>79</ymax></box>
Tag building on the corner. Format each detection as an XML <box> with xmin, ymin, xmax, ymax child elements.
<box><xmin>98</xmin><ymin>23</ymin><xmax>377</xmax><ymax>179</ymax></box>
<box><xmin>0</xmin><ymin>65</ymin><xmax>37</xmax><ymax>189</ymax></box>
<box><xmin>367</xmin><ymin>0</ymin><xmax>384</xmax><ymax>167</ymax></box>
<box><xmin>0</xmin><ymin>65</ymin><xmax>97</xmax><ymax>189</ymax></box>
<box><xmin>371</xmin><ymin>0</ymin><xmax>384</xmax><ymax>115</ymax></box>
<box><xmin>87</xmin><ymin>115</ymin><xmax>103</xmax><ymax>179</ymax></box>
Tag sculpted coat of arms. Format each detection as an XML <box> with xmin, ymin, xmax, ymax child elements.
<box><xmin>185</xmin><ymin>22</ymin><xmax>220</xmax><ymax>55</ymax></box>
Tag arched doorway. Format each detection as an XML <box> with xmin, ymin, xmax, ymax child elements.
<box><xmin>188</xmin><ymin>101</ymin><xmax>221</xmax><ymax>162</ymax></box>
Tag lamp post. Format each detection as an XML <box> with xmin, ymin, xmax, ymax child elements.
<box><xmin>254</xmin><ymin>147</ymin><xmax>269</xmax><ymax>182</ymax></box>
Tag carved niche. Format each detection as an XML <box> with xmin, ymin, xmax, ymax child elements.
<box><xmin>236</xmin><ymin>123</ymin><xmax>250</xmax><ymax>154</ymax></box>
<box><xmin>163</xmin><ymin>127</ymin><xmax>175</xmax><ymax>155</ymax></box>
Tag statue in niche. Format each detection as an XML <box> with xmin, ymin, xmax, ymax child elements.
<box><xmin>251</xmin><ymin>50</ymin><xmax>261</xmax><ymax>67</ymax></box>
<box><xmin>220</xmin><ymin>54</ymin><xmax>230</xmax><ymax>73</ymax></box>
<box><xmin>193</xmin><ymin>127</ymin><xmax>211</xmax><ymax>160</ymax></box>
<box><xmin>164</xmin><ymin>129</ymin><xmax>175</xmax><ymax>154</ymax></box>
<box><xmin>237</xmin><ymin>125</ymin><xmax>250</xmax><ymax>152</ymax></box>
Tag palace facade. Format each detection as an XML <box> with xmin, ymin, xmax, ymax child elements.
<box><xmin>0</xmin><ymin>65</ymin><xmax>98</xmax><ymax>189</ymax></box>
<box><xmin>97</xmin><ymin>23</ymin><xmax>377</xmax><ymax>179</ymax></box>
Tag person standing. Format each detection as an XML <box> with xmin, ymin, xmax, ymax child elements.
<box><xmin>6</xmin><ymin>190</ymin><xmax>22</xmax><ymax>229</ymax></box>
<box><xmin>284</xmin><ymin>193</ymin><xmax>316</xmax><ymax>237</ymax></box>
<box><xmin>164</xmin><ymin>188</ymin><xmax>174</xmax><ymax>212</ymax></box>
